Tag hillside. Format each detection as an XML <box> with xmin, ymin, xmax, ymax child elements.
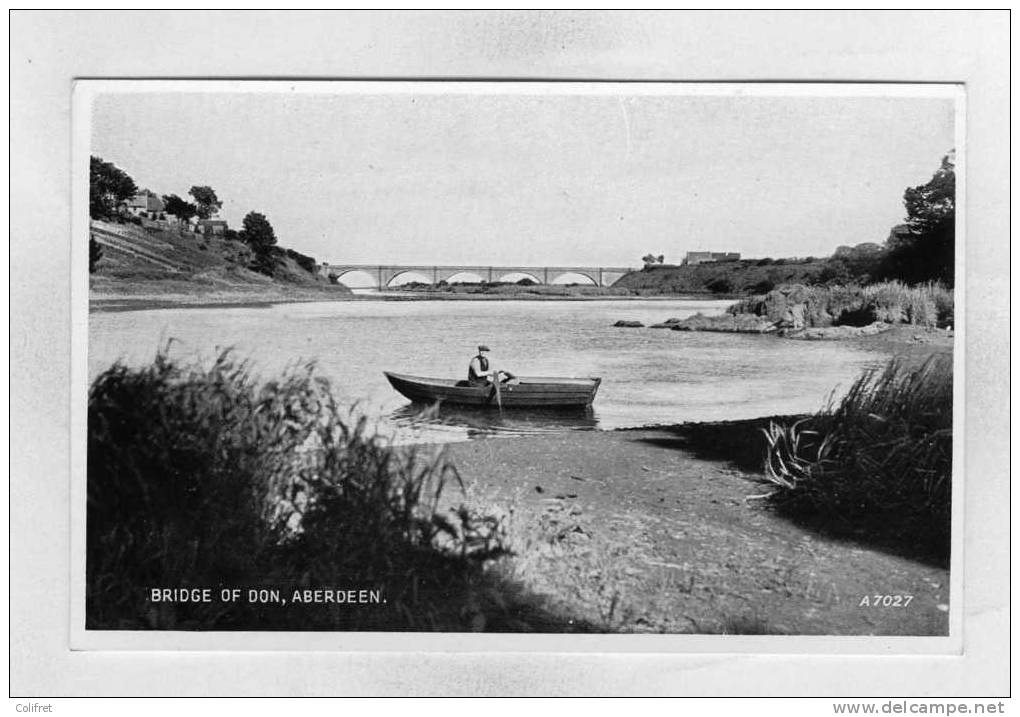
<box><xmin>613</xmin><ymin>259</ymin><xmax>833</xmax><ymax>295</ymax></box>
<box><xmin>90</xmin><ymin>220</ymin><xmax>350</xmax><ymax>310</ymax></box>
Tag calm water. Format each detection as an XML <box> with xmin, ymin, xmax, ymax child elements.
<box><xmin>89</xmin><ymin>298</ymin><xmax>884</xmax><ymax>443</ymax></box>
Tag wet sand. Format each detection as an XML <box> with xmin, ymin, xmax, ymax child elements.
<box><xmin>447</xmin><ymin>427</ymin><xmax>949</xmax><ymax>635</ymax></box>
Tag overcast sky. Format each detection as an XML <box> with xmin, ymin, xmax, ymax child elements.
<box><xmin>91</xmin><ymin>85</ymin><xmax>955</xmax><ymax>268</ymax></box>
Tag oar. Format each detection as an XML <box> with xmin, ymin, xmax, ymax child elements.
<box><xmin>492</xmin><ymin>365</ymin><xmax>502</xmax><ymax>411</ymax></box>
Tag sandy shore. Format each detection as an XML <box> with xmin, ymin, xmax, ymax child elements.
<box><xmin>446</xmin><ymin>425</ymin><xmax>949</xmax><ymax>635</ymax></box>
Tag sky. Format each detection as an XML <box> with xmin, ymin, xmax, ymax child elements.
<box><xmin>90</xmin><ymin>85</ymin><xmax>955</xmax><ymax>269</ymax></box>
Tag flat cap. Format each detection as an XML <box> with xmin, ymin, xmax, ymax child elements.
<box><xmin>477</xmin><ymin>345</ymin><xmax>490</xmax><ymax>352</ymax></box>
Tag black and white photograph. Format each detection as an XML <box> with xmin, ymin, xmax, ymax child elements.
<box><xmin>10</xmin><ymin>10</ymin><xmax>1009</xmax><ymax>700</ymax></box>
<box><xmin>77</xmin><ymin>81</ymin><xmax>961</xmax><ymax>640</ymax></box>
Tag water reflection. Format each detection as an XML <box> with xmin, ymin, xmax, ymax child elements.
<box><xmin>389</xmin><ymin>401</ymin><xmax>600</xmax><ymax>438</ymax></box>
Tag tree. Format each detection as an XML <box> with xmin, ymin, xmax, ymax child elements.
<box><xmin>89</xmin><ymin>234</ymin><xmax>103</xmax><ymax>273</ymax></box>
<box><xmin>162</xmin><ymin>194</ymin><xmax>198</xmax><ymax>226</ymax></box>
<box><xmin>89</xmin><ymin>156</ymin><xmax>137</xmax><ymax>219</ymax></box>
<box><xmin>641</xmin><ymin>254</ymin><xmax>665</xmax><ymax>266</ymax></box>
<box><xmin>188</xmin><ymin>185</ymin><xmax>223</xmax><ymax>220</ymax></box>
<box><xmin>238</xmin><ymin>211</ymin><xmax>278</xmax><ymax>275</ymax></box>
<box><xmin>880</xmin><ymin>152</ymin><xmax>955</xmax><ymax>286</ymax></box>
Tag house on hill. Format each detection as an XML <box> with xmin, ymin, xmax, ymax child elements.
<box><xmin>682</xmin><ymin>251</ymin><xmax>741</xmax><ymax>265</ymax></box>
<box><xmin>195</xmin><ymin>219</ymin><xmax>229</xmax><ymax>237</ymax></box>
<box><xmin>125</xmin><ymin>190</ymin><xmax>164</xmax><ymax>217</ymax></box>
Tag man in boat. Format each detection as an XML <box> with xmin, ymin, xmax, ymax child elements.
<box><xmin>468</xmin><ymin>345</ymin><xmax>516</xmax><ymax>386</ymax></box>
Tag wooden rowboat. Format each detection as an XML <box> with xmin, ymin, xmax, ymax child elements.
<box><xmin>384</xmin><ymin>372</ymin><xmax>601</xmax><ymax>409</ymax></box>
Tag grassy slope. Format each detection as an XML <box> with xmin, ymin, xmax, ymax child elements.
<box><xmin>614</xmin><ymin>260</ymin><xmax>830</xmax><ymax>295</ymax></box>
<box><xmin>90</xmin><ymin>220</ymin><xmax>349</xmax><ymax>301</ymax></box>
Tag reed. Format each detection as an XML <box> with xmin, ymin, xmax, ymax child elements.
<box><xmin>759</xmin><ymin>354</ymin><xmax>953</xmax><ymax>562</ymax></box>
<box><xmin>87</xmin><ymin>348</ymin><xmax>512</xmax><ymax>630</ymax></box>
<box><xmin>728</xmin><ymin>281</ymin><xmax>953</xmax><ymax>329</ymax></box>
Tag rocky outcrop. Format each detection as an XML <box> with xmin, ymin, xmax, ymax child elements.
<box><xmin>613</xmin><ymin>320</ymin><xmax>645</xmax><ymax>328</ymax></box>
<box><xmin>649</xmin><ymin>317</ymin><xmax>685</xmax><ymax>329</ymax></box>
<box><xmin>670</xmin><ymin>314</ymin><xmax>777</xmax><ymax>334</ymax></box>
<box><xmin>782</xmin><ymin>322</ymin><xmax>892</xmax><ymax>340</ymax></box>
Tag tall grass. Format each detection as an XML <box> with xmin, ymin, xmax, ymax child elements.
<box><xmin>87</xmin><ymin>349</ymin><xmax>513</xmax><ymax>630</ymax></box>
<box><xmin>728</xmin><ymin>281</ymin><xmax>953</xmax><ymax>329</ymax></box>
<box><xmin>759</xmin><ymin>354</ymin><xmax>953</xmax><ymax>562</ymax></box>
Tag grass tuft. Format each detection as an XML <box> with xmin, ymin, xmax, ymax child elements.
<box><xmin>759</xmin><ymin>354</ymin><xmax>953</xmax><ymax>563</ymax></box>
<box><xmin>87</xmin><ymin>348</ymin><xmax>526</xmax><ymax>630</ymax></box>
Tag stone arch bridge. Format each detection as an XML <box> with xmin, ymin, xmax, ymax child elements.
<box><xmin>321</xmin><ymin>264</ymin><xmax>635</xmax><ymax>288</ymax></box>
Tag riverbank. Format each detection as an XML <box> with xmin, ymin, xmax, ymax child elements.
<box><xmin>446</xmin><ymin>424</ymin><xmax>949</xmax><ymax>635</ymax></box>
<box><xmin>89</xmin><ymin>287</ymin><xmax>717</xmax><ymax>312</ymax></box>
<box><xmin>89</xmin><ymin>284</ymin><xmax>357</xmax><ymax>313</ymax></box>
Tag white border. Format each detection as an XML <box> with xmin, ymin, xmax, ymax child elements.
<box><xmin>70</xmin><ymin>79</ymin><xmax>965</xmax><ymax>656</ymax></box>
<box><xmin>11</xmin><ymin>10</ymin><xmax>1008</xmax><ymax>696</ymax></box>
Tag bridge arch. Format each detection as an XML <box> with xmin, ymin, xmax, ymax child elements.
<box><xmin>331</xmin><ymin>269</ymin><xmax>377</xmax><ymax>288</ymax></box>
<box><xmin>444</xmin><ymin>271</ymin><xmax>486</xmax><ymax>284</ymax></box>
<box><xmin>385</xmin><ymin>270</ymin><xmax>433</xmax><ymax>287</ymax></box>
<box><xmin>497</xmin><ymin>271</ymin><xmax>542</xmax><ymax>284</ymax></box>
<box><xmin>551</xmin><ymin>271</ymin><xmax>598</xmax><ymax>286</ymax></box>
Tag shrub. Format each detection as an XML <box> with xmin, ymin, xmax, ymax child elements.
<box><xmin>922</xmin><ymin>282</ymin><xmax>954</xmax><ymax>327</ymax></box>
<box><xmin>285</xmin><ymin>248</ymin><xmax>318</xmax><ymax>274</ymax></box>
<box><xmin>87</xmin><ymin>350</ymin><xmax>509</xmax><ymax>630</ymax></box>
<box><xmin>89</xmin><ymin>235</ymin><xmax>103</xmax><ymax>273</ymax></box>
<box><xmin>748</xmin><ymin>279</ymin><xmax>775</xmax><ymax>294</ymax></box>
<box><xmin>760</xmin><ymin>355</ymin><xmax>952</xmax><ymax>562</ymax></box>
<box><xmin>705</xmin><ymin>277</ymin><xmax>734</xmax><ymax>294</ymax></box>
<box><xmin>863</xmin><ymin>282</ymin><xmax>909</xmax><ymax>323</ymax></box>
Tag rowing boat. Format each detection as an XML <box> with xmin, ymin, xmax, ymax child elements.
<box><xmin>383</xmin><ymin>372</ymin><xmax>601</xmax><ymax>408</ymax></box>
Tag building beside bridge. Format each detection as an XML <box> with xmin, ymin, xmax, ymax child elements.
<box><xmin>682</xmin><ymin>251</ymin><xmax>741</xmax><ymax>265</ymax></box>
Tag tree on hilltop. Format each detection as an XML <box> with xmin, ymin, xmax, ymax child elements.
<box><xmin>880</xmin><ymin>152</ymin><xmax>956</xmax><ymax>286</ymax></box>
<box><xmin>238</xmin><ymin>211</ymin><xmax>278</xmax><ymax>276</ymax></box>
<box><xmin>162</xmin><ymin>194</ymin><xmax>198</xmax><ymax>226</ymax></box>
<box><xmin>188</xmin><ymin>185</ymin><xmax>223</xmax><ymax>220</ymax></box>
<box><xmin>89</xmin><ymin>156</ymin><xmax>137</xmax><ymax>219</ymax></box>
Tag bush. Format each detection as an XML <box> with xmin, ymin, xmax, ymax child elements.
<box><xmin>285</xmin><ymin>248</ymin><xmax>318</xmax><ymax>274</ymax></box>
<box><xmin>760</xmin><ymin>355</ymin><xmax>952</xmax><ymax>562</ymax></box>
<box><xmin>748</xmin><ymin>279</ymin><xmax>775</xmax><ymax>294</ymax></box>
<box><xmin>705</xmin><ymin>277</ymin><xmax>734</xmax><ymax>294</ymax></box>
<box><xmin>87</xmin><ymin>350</ymin><xmax>509</xmax><ymax>630</ymax></box>
<box><xmin>89</xmin><ymin>235</ymin><xmax>103</xmax><ymax>273</ymax></box>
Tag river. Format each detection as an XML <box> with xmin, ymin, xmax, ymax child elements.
<box><xmin>89</xmin><ymin>298</ymin><xmax>885</xmax><ymax>443</ymax></box>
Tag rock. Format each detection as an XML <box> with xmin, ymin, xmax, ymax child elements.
<box><xmin>534</xmin><ymin>485</ymin><xmax>544</xmax><ymax>494</ymax></box>
<box><xmin>613</xmin><ymin>320</ymin><xmax>644</xmax><ymax>327</ymax></box>
<box><xmin>775</xmin><ymin>303</ymin><xmax>806</xmax><ymax>330</ymax></box>
<box><xmin>563</xmin><ymin>527</ymin><xmax>591</xmax><ymax>544</ymax></box>
<box><xmin>671</xmin><ymin>314</ymin><xmax>777</xmax><ymax>334</ymax></box>
<box><xmin>785</xmin><ymin>322</ymin><xmax>892</xmax><ymax>341</ymax></box>
<box><xmin>650</xmin><ymin>317</ymin><xmax>685</xmax><ymax>328</ymax></box>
